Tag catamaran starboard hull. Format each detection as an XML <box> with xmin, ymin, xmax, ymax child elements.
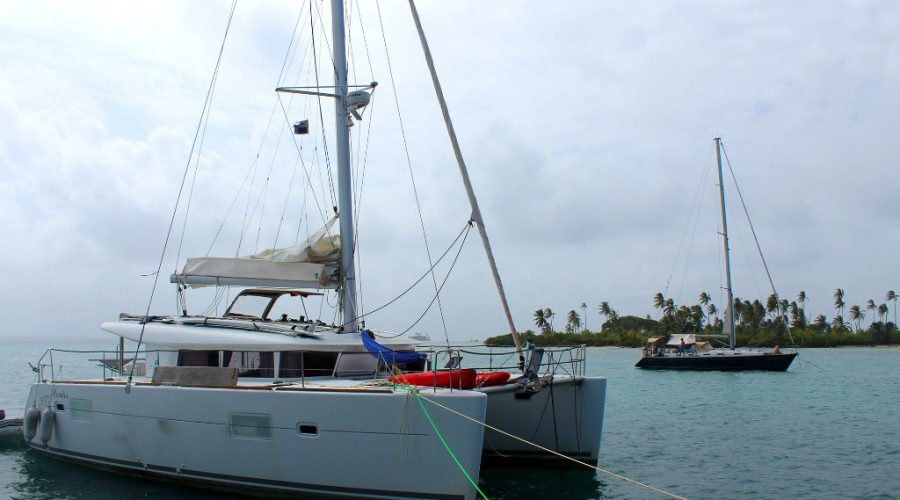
<box><xmin>24</xmin><ymin>381</ymin><xmax>486</xmax><ymax>500</ymax></box>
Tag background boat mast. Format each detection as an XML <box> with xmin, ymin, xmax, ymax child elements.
<box><xmin>715</xmin><ymin>137</ymin><xmax>736</xmax><ymax>348</ymax></box>
<box><xmin>332</xmin><ymin>0</ymin><xmax>356</xmax><ymax>332</ymax></box>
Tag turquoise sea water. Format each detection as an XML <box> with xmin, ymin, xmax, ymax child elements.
<box><xmin>1</xmin><ymin>338</ymin><xmax>898</xmax><ymax>499</ymax></box>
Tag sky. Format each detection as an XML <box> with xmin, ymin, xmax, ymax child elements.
<box><xmin>1</xmin><ymin>0</ymin><xmax>899</xmax><ymax>341</ymax></box>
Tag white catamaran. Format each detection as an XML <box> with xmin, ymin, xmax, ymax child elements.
<box><xmin>23</xmin><ymin>2</ymin><xmax>606</xmax><ymax>498</ymax></box>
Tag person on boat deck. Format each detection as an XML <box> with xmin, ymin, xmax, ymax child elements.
<box><xmin>679</xmin><ymin>338</ymin><xmax>686</xmax><ymax>354</ymax></box>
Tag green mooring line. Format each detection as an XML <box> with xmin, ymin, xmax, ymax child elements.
<box><xmin>396</xmin><ymin>383</ymin><xmax>489</xmax><ymax>500</ymax></box>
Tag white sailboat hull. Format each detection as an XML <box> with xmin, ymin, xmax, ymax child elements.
<box><xmin>24</xmin><ymin>382</ymin><xmax>486</xmax><ymax>499</ymax></box>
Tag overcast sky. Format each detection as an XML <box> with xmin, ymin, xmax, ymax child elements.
<box><xmin>1</xmin><ymin>0</ymin><xmax>899</xmax><ymax>342</ymax></box>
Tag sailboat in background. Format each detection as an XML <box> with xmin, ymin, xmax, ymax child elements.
<box><xmin>22</xmin><ymin>2</ymin><xmax>605</xmax><ymax>498</ymax></box>
<box><xmin>636</xmin><ymin>137</ymin><xmax>797</xmax><ymax>371</ymax></box>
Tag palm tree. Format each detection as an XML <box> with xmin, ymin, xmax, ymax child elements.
<box><xmin>706</xmin><ymin>303</ymin><xmax>719</xmax><ymax>324</ymax></box>
<box><xmin>797</xmin><ymin>290</ymin><xmax>808</xmax><ymax>321</ymax></box>
<box><xmin>813</xmin><ymin>314</ymin><xmax>829</xmax><ymax>332</ymax></box>
<box><xmin>544</xmin><ymin>308</ymin><xmax>555</xmax><ymax>332</ymax></box>
<box><xmin>834</xmin><ymin>288</ymin><xmax>845</xmax><ymax>318</ymax></box>
<box><xmin>533</xmin><ymin>309</ymin><xmax>549</xmax><ymax>333</ymax></box>
<box><xmin>887</xmin><ymin>290</ymin><xmax>897</xmax><ymax>325</ymax></box>
<box><xmin>566</xmin><ymin>310</ymin><xmax>581</xmax><ymax>333</ymax></box>
<box><xmin>652</xmin><ymin>293</ymin><xmax>666</xmax><ymax>318</ymax></box>
<box><xmin>848</xmin><ymin>305</ymin><xmax>864</xmax><ymax>332</ymax></box>
<box><xmin>765</xmin><ymin>293</ymin><xmax>779</xmax><ymax>321</ymax></box>
<box><xmin>732</xmin><ymin>298</ymin><xmax>744</xmax><ymax>326</ymax></box>
<box><xmin>698</xmin><ymin>292</ymin><xmax>711</xmax><ymax>307</ymax></box>
<box><xmin>752</xmin><ymin>300</ymin><xmax>766</xmax><ymax>329</ymax></box>
<box><xmin>608</xmin><ymin>309</ymin><xmax>620</xmax><ymax>325</ymax></box>
<box><xmin>866</xmin><ymin>299</ymin><xmax>877</xmax><ymax>327</ymax></box>
<box><xmin>832</xmin><ymin>314</ymin><xmax>848</xmax><ymax>332</ymax></box>
<box><xmin>789</xmin><ymin>301</ymin><xmax>804</xmax><ymax>329</ymax></box>
<box><xmin>579</xmin><ymin>303</ymin><xmax>588</xmax><ymax>332</ymax></box>
<box><xmin>689</xmin><ymin>304</ymin><xmax>706</xmax><ymax>331</ymax></box>
<box><xmin>663</xmin><ymin>298</ymin><xmax>676</xmax><ymax>319</ymax></box>
<box><xmin>878</xmin><ymin>303</ymin><xmax>889</xmax><ymax>323</ymax></box>
<box><xmin>598</xmin><ymin>301</ymin><xmax>611</xmax><ymax>322</ymax></box>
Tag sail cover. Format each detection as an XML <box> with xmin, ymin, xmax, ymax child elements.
<box><xmin>171</xmin><ymin>217</ymin><xmax>341</xmax><ymax>289</ymax></box>
<box><xmin>666</xmin><ymin>334</ymin><xmax>697</xmax><ymax>347</ymax></box>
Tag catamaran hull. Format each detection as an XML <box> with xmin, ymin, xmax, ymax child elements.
<box><xmin>635</xmin><ymin>352</ymin><xmax>797</xmax><ymax>371</ymax></box>
<box><xmin>480</xmin><ymin>376</ymin><xmax>606</xmax><ymax>465</ymax></box>
<box><xmin>24</xmin><ymin>382</ymin><xmax>486</xmax><ymax>500</ymax></box>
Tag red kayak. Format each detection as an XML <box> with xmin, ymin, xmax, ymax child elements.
<box><xmin>475</xmin><ymin>371</ymin><xmax>511</xmax><ymax>387</ymax></box>
<box><xmin>390</xmin><ymin>370</ymin><xmax>511</xmax><ymax>389</ymax></box>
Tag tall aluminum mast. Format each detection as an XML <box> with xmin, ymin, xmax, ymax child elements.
<box><xmin>715</xmin><ymin>137</ymin><xmax>736</xmax><ymax>348</ymax></box>
<box><xmin>409</xmin><ymin>0</ymin><xmax>524</xmax><ymax>369</ymax></box>
<box><xmin>332</xmin><ymin>0</ymin><xmax>356</xmax><ymax>332</ymax></box>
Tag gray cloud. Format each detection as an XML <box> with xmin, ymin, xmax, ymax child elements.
<box><xmin>1</xmin><ymin>0</ymin><xmax>899</xmax><ymax>339</ymax></box>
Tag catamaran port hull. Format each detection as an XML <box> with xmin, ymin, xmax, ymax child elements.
<box><xmin>24</xmin><ymin>381</ymin><xmax>486</xmax><ymax>500</ymax></box>
<box><xmin>480</xmin><ymin>375</ymin><xmax>606</xmax><ymax>465</ymax></box>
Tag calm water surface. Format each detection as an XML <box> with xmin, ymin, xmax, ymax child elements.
<box><xmin>1</xmin><ymin>338</ymin><xmax>897</xmax><ymax>499</ymax></box>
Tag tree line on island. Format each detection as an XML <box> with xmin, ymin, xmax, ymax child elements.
<box><xmin>485</xmin><ymin>289</ymin><xmax>900</xmax><ymax>347</ymax></box>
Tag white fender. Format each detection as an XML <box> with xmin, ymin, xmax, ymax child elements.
<box><xmin>38</xmin><ymin>407</ymin><xmax>55</xmax><ymax>444</ymax></box>
<box><xmin>23</xmin><ymin>406</ymin><xmax>40</xmax><ymax>442</ymax></box>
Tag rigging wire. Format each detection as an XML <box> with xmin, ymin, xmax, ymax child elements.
<box><xmin>354</xmin><ymin>220</ymin><xmax>472</xmax><ymax>330</ymax></box>
<box><xmin>674</xmin><ymin>158</ymin><xmax>712</xmax><ymax>306</ymax></box>
<box><xmin>276</xmin><ymin>93</ymin><xmax>331</xmax><ymax>227</ymax></box>
<box><xmin>250</xmin><ymin>115</ymin><xmax>289</xmax><ymax>252</ymax></box>
<box><xmin>271</xmin><ymin>154</ymin><xmax>304</xmax><ymax>249</ymax></box>
<box><xmin>721</xmin><ymin>141</ymin><xmax>796</xmax><ymax>346</ymax></box>
<box><xmin>310</xmin><ymin>1</ymin><xmax>336</xmax><ymax>208</ymax></box>
<box><xmin>273</xmin><ymin>26</ymin><xmax>332</xmax><ymax>231</ymax></box>
<box><xmin>280</xmin><ymin>0</ymin><xmax>311</xmax><ymax>87</ymax></box>
<box><xmin>397</xmin><ymin>219</ymin><xmax>472</xmax><ymax>336</ymax></box>
<box><xmin>349</xmin><ymin>2</ymin><xmax>379</xmax><ymax>324</ymax></box>
<box><xmin>352</xmin><ymin>94</ymin><xmax>377</xmax><ymax>319</ymax></box>
<box><xmin>198</xmin><ymin>1</ymin><xmax>311</xmax><ymax>315</ymax></box>
<box><xmin>172</xmin><ymin>41</ymin><xmax>223</xmax><ymax>273</ymax></box>
<box><xmin>232</xmin><ymin>2</ymin><xmax>309</xmax><ymax>254</ymax></box>
<box><xmin>663</xmin><ymin>144</ymin><xmax>713</xmax><ymax>301</ymax></box>
<box><xmin>126</xmin><ymin>0</ymin><xmax>238</xmax><ymax>389</ymax></box>
<box><xmin>375</xmin><ymin>0</ymin><xmax>452</xmax><ymax>347</ymax></box>
<box><xmin>265</xmin><ymin>0</ymin><xmax>315</xmax><ymax>252</ymax></box>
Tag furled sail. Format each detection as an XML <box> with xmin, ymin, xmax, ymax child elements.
<box><xmin>171</xmin><ymin>217</ymin><xmax>341</xmax><ymax>289</ymax></box>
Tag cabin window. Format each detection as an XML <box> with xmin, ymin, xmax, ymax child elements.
<box><xmin>268</xmin><ymin>294</ymin><xmax>309</xmax><ymax>323</ymax></box>
<box><xmin>223</xmin><ymin>351</ymin><xmax>274</xmax><ymax>378</ymax></box>
<box><xmin>333</xmin><ymin>352</ymin><xmax>379</xmax><ymax>378</ymax></box>
<box><xmin>177</xmin><ymin>350</ymin><xmax>219</xmax><ymax>367</ymax></box>
<box><xmin>279</xmin><ymin>351</ymin><xmax>339</xmax><ymax>378</ymax></box>
<box><xmin>225</xmin><ymin>294</ymin><xmax>273</xmax><ymax>319</ymax></box>
<box><xmin>229</xmin><ymin>412</ymin><xmax>272</xmax><ymax>440</ymax></box>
